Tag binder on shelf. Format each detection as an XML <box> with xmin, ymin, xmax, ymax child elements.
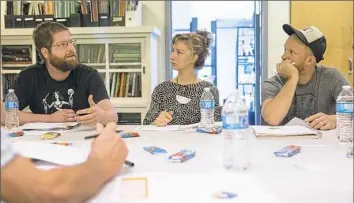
<box><xmin>81</xmin><ymin>14</ymin><xmax>98</xmax><ymax>27</ymax></box>
<box><xmin>5</xmin><ymin>16</ymin><xmax>15</xmax><ymax>28</ymax></box>
<box><xmin>43</xmin><ymin>15</ymin><xmax>54</xmax><ymax>23</ymax></box>
<box><xmin>111</xmin><ymin>16</ymin><xmax>125</xmax><ymax>27</ymax></box>
<box><xmin>54</xmin><ymin>18</ymin><xmax>69</xmax><ymax>27</ymax></box>
<box><xmin>34</xmin><ymin>15</ymin><xmax>44</xmax><ymax>27</ymax></box>
<box><xmin>23</xmin><ymin>15</ymin><xmax>35</xmax><ymax>28</ymax></box>
<box><xmin>14</xmin><ymin>15</ymin><xmax>24</xmax><ymax>28</ymax></box>
<box><xmin>69</xmin><ymin>13</ymin><xmax>81</xmax><ymax>27</ymax></box>
<box><xmin>99</xmin><ymin>13</ymin><xmax>110</xmax><ymax>27</ymax></box>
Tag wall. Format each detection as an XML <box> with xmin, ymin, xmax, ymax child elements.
<box><xmin>266</xmin><ymin>1</ymin><xmax>290</xmax><ymax>78</ymax></box>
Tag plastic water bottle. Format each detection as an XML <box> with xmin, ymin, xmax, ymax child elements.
<box><xmin>199</xmin><ymin>87</ymin><xmax>215</xmax><ymax>129</ymax></box>
<box><xmin>222</xmin><ymin>90</ymin><xmax>249</xmax><ymax>171</ymax></box>
<box><xmin>4</xmin><ymin>89</ymin><xmax>20</xmax><ymax>132</ymax></box>
<box><xmin>336</xmin><ymin>85</ymin><xmax>353</xmax><ymax>145</ymax></box>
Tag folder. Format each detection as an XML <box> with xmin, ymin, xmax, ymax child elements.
<box><xmin>69</xmin><ymin>13</ymin><xmax>81</xmax><ymax>27</ymax></box>
<box><xmin>99</xmin><ymin>13</ymin><xmax>110</xmax><ymax>27</ymax></box>
<box><xmin>14</xmin><ymin>15</ymin><xmax>24</xmax><ymax>28</ymax></box>
<box><xmin>5</xmin><ymin>15</ymin><xmax>15</xmax><ymax>28</ymax></box>
<box><xmin>23</xmin><ymin>15</ymin><xmax>35</xmax><ymax>28</ymax></box>
<box><xmin>54</xmin><ymin>18</ymin><xmax>69</xmax><ymax>27</ymax></box>
<box><xmin>111</xmin><ymin>16</ymin><xmax>125</xmax><ymax>27</ymax></box>
<box><xmin>34</xmin><ymin>15</ymin><xmax>44</xmax><ymax>27</ymax></box>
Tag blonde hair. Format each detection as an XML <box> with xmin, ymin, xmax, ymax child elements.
<box><xmin>172</xmin><ymin>30</ymin><xmax>213</xmax><ymax>69</ymax></box>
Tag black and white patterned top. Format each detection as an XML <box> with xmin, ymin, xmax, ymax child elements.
<box><xmin>143</xmin><ymin>80</ymin><xmax>221</xmax><ymax>125</ymax></box>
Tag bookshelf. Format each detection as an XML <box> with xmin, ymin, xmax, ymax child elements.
<box><xmin>1</xmin><ymin>26</ymin><xmax>160</xmax><ymax>124</ymax></box>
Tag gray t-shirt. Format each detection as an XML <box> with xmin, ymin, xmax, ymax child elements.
<box><xmin>1</xmin><ymin>134</ymin><xmax>17</xmax><ymax>168</ymax></box>
<box><xmin>261</xmin><ymin>65</ymin><xmax>350</xmax><ymax>125</ymax></box>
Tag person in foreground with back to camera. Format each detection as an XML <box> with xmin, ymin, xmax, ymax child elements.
<box><xmin>261</xmin><ymin>24</ymin><xmax>350</xmax><ymax>130</ymax></box>
<box><xmin>0</xmin><ymin>122</ymin><xmax>128</xmax><ymax>203</ymax></box>
<box><xmin>143</xmin><ymin>30</ymin><xmax>221</xmax><ymax>126</ymax></box>
<box><xmin>0</xmin><ymin>21</ymin><xmax>117</xmax><ymax>126</ymax></box>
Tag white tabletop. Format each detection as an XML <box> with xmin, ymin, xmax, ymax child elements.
<box><xmin>13</xmin><ymin>125</ymin><xmax>353</xmax><ymax>203</ymax></box>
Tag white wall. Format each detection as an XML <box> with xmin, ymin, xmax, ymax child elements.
<box><xmin>266</xmin><ymin>1</ymin><xmax>290</xmax><ymax>78</ymax></box>
<box><xmin>141</xmin><ymin>1</ymin><xmax>165</xmax><ymax>83</ymax></box>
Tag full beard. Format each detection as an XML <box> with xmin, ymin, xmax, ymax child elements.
<box><xmin>49</xmin><ymin>54</ymin><xmax>79</xmax><ymax>72</ymax></box>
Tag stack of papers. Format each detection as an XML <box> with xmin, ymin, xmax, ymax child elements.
<box><xmin>251</xmin><ymin>125</ymin><xmax>320</xmax><ymax>138</ymax></box>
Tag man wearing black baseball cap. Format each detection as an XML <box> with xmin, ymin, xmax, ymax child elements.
<box><xmin>261</xmin><ymin>24</ymin><xmax>350</xmax><ymax>130</ymax></box>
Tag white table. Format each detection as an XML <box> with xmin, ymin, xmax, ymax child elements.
<box><xmin>14</xmin><ymin>126</ymin><xmax>353</xmax><ymax>203</ymax></box>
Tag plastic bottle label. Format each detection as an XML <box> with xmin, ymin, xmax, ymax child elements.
<box><xmin>200</xmin><ymin>100</ymin><xmax>215</xmax><ymax>109</ymax></box>
<box><xmin>336</xmin><ymin>102</ymin><xmax>354</xmax><ymax>113</ymax></box>
<box><xmin>222</xmin><ymin>115</ymin><xmax>249</xmax><ymax>130</ymax></box>
<box><xmin>5</xmin><ymin>101</ymin><xmax>18</xmax><ymax>110</ymax></box>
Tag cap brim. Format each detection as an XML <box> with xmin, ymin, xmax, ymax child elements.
<box><xmin>282</xmin><ymin>24</ymin><xmax>309</xmax><ymax>46</ymax></box>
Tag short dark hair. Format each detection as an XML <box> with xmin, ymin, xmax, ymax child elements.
<box><xmin>33</xmin><ymin>22</ymin><xmax>70</xmax><ymax>60</ymax></box>
<box><xmin>172</xmin><ymin>29</ymin><xmax>213</xmax><ymax>70</ymax></box>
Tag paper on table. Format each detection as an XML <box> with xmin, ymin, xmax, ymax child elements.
<box><xmin>285</xmin><ymin>117</ymin><xmax>311</xmax><ymax>127</ymax></box>
<box><xmin>135</xmin><ymin>125</ymin><xmax>181</xmax><ymax>131</ymax></box>
<box><xmin>251</xmin><ymin>125</ymin><xmax>320</xmax><ymax>138</ymax></box>
<box><xmin>20</xmin><ymin>122</ymin><xmax>79</xmax><ymax>131</ymax></box>
<box><xmin>12</xmin><ymin>141</ymin><xmax>90</xmax><ymax>166</ymax></box>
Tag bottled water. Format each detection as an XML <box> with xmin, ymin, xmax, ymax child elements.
<box><xmin>222</xmin><ymin>90</ymin><xmax>249</xmax><ymax>171</ymax></box>
<box><xmin>4</xmin><ymin>89</ymin><xmax>20</xmax><ymax>132</ymax></box>
<box><xmin>336</xmin><ymin>85</ymin><xmax>353</xmax><ymax>145</ymax></box>
<box><xmin>199</xmin><ymin>87</ymin><xmax>215</xmax><ymax>129</ymax></box>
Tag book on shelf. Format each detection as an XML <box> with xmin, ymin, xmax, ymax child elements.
<box><xmin>109</xmin><ymin>72</ymin><xmax>141</xmax><ymax>98</ymax></box>
<box><xmin>2</xmin><ymin>45</ymin><xmax>32</xmax><ymax>65</ymax></box>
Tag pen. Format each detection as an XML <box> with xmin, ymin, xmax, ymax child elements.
<box><xmin>84</xmin><ymin>129</ymin><xmax>124</xmax><ymax>139</ymax></box>
<box><xmin>124</xmin><ymin>160</ymin><xmax>135</xmax><ymax>167</ymax></box>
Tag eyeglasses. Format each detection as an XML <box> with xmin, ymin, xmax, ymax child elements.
<box><xmin>52</xmin><ymin>39</ymin><xmax>77</xmax><ymax>49</ymax></box>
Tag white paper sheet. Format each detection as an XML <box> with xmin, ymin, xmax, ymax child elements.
<box><xmin>12</xmin><ymin>141</ymin><xmax>90</xmax><ymax>166</ymax></box>
<box><xmin>135</xmin><ymin>125</ymin><xmax>182</xmax><ymax>131</ymax></box>
<box><xmin>20</xmin><ymin>122</ymin><xmax>79</xmax><ymax>131</ymax></box>
<box><xmin>251</xmin><ymin>125</ymin><xmax>318</xmax><ymax>137</ymax></box>
<box><xmin>285</xmin><ymin>117</ymin><xmax>311</xmax><ymax>127</ymax></box>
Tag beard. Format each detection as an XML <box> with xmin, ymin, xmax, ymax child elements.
<box><xmin>49</xmin><ymin>52</ymin><xmax>79</xmax><ymax>72</ymax></box>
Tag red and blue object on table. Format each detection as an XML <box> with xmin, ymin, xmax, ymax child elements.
<box><xmin>7</xmin><ymin>131</ymin><xmax>24</xmax><ymax>137</ymax></box>
<box><xmin>274</xmin><ymin>145</ymin><xmax>301</xmax><ymax>157</ymax></box>
<box><xmin>144</xmin><ymin>146</ymin><xmax>168</xmax><ymax>155</ymax></box>
<box><xmin>168</xmin><ymin>149</ymin><xmax>196</xmax><ymax>163</ymax></box>
<box><xmin>121</xmin><ymin>132</ymin><xmax>140</xmax><ymax>138</ymax></box>
<box><xmin>196</xmin><ymin>127</ymin><xmax>222</xmax><ymax>134</ymax></box>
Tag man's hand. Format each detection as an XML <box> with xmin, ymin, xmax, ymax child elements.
<box><xmin>276</xmin><ymin>59</ymin><xmax>299</xmax><ymax>79</ymax></box>
<box><xmin>305</xmin><ymin>113</ymin><xmax>336</xmax><ymax>130</ymax></box>
<box><xmin>50</xmin><ymin>109</ymin><xmax>76</xmax><ymax>122</ymax></box>
<box><xmin>153</xmin><ymin>111</ymin><xmax>173</xmax><ymax>127</ymax></box>
<box><xmin>76</xmin><ymin>95</ymin><xmax>105</xmax><ymax>126</ymax></box>
<box><xmin>88</xmin><ymin>123</ymin><xmax>128</xmax><ymax>178</ymax></box>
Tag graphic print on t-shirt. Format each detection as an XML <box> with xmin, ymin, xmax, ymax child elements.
<box><xmin>42</xmin><ymin>89</ymin><xmax>75</xmax><ymax>114</ymax></box>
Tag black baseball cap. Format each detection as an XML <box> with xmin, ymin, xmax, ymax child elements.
<box><xmin>283</xmin><ymin>24</ymin><xmax>327</xmax><ymax>62</ymax></box>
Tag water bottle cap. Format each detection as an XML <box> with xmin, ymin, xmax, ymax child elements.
<box><xmin>343</xmin><ymin>85</ymin><xmax>352</xmax><ymax>90</ymax></box>
<box><xmin>8</xmin><ymin>89</ymin><xmax>14</xmax><ymax>93</ymax></box>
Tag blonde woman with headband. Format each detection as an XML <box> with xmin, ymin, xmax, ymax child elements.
<box><xmin>143</xmin><ymin>30</ymin><xmax>221</xmax><ymax>126</ymax></box>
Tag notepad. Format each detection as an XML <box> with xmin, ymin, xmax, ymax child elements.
<box><xmin>20</xmin><ymin>122</ymin><xmax>79</xmax><ymax>131</ymax></box>
<box><xmin>251</xmin><ymin>125</ymin><xmax>321</xmax><ymax>138</ymax></box>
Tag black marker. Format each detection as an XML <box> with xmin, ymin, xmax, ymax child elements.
<box><xmin>124</xmin><ymin>160</ymin><xmax>135</xmax><ymax>167</ymax></box>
